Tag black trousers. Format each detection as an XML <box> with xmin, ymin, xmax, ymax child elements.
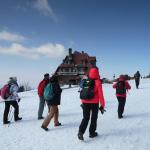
<box><xmin>135</xmin><ymin>79</ymin><xmax>140</xmax><ymax>88</ymax></box>
<box><xmin>79</xmin><ymin>103</ymin><xmax>99</xmax><ymax>134</ymax></box>
<box><xmin>3</xmin><ymin>101</ymin><xmax>19</xmax><ymax>123</ymax></box>
<box><xmin>117</xmin><ymin>97</ymin><xmax>126</xmax><ymax>117</ymax></box>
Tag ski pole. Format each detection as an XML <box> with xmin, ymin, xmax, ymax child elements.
<box><xmin>8</xmin><ymin>106</ymin><xmax>14</xmax><ymax>127</ymax></box>
<box><xmin>8</xmin><ymin>105</ymin><xmax>12</xmax><ymax>121</ymax></box>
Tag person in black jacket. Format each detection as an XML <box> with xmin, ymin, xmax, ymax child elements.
<box><xmin>41</xmin><ymin>75</ymin><xmax>62</xmax><ymax>131</ymax></box>
<box><xmin>134</xmin><ymin>71</ymin><xmax>141</xmax><ymax>89</ymax></box>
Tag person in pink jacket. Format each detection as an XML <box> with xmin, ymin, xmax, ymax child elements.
<box><xmin>113</xmin><ymin>75</ymin><xmax>131</xmax><ymax>119</ymax></box>
<box><xmin>78</xmin><ymin>68</ymin><xmax>105</xmax><ymax>140</ymax></box>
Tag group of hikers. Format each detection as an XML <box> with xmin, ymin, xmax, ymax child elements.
<box><xmin>0</xmin><ymin>67</ymin><xmax>141</xmax><ymax>141</ymax></box>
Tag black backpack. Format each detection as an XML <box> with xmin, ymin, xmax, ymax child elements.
<box><xmin>80</xmin><ymin>78</ymin><xmax>95</xmax><ymax>100</ymax></box>
<box><xmin>116</xmin><ymin>81</ymin><xmax>126</xmax><ymax>94</ymax></box>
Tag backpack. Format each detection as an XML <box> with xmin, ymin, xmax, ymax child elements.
<box><xmin>116</xmin><ymin>81</ymin><xmax>126</xmax><ymax>95</ymax></box>
<box><xmin>44</xmin><ymin>83</ymin><xmax>55</xmax><ymax>101</ymax></box>
<box><xmin>80</xmin><ymin>78</ymin><xmax>95</xmax><ymax>100</ymax></box>
<box><xmin>0</xmin><ymin>84</ymin><xmax>11</xmax><ymax>100</ymax></box>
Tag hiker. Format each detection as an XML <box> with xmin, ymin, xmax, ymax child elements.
<box><xmin>113</xmin><ymin>75</ymin><xmax>131</xmax><ymax>119</ymax></box>
<box><xmin>37</xmin><ymin>73</ymin><xmax>50</xmax><ymax>120</ymax></box>
<box><xmin>78</xmin><ymin>68</ymin><xmax>105</xmax><ymax>140</ymax></box>
<box><xmin>113</xmin><ymin>74</ymin><xmax>115</xmax><ymax>80</ymax></box>
<box><xmin>3</xmin><ymin>77</ymin><xmax>22</xmax><ymax>124</ymax></box>
<box><xmin>134</xmin><ymin>71</ymin><xmax>141</xmax><ymax>89</ymax></box>
<box><xmin>41</xmin><ymin>75</ymin><xmax>62</xmax><ymax>131</ymax></box>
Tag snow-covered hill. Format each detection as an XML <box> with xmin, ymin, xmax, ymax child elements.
<box><xmin>0</xmin><ymin>79</ymin><xmax>150</xmax><ymax>150</ymax></box>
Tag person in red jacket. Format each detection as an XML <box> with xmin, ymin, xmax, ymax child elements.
<box><xmin>38</xmin><ymin>73</ymin><xmax>50</xmax><ymax>120</ymax></box>
<box><xmin>78</xmin><ymin>68</ymin><xmax>105</xmax><ymax>140</ymax></box>
<box><xmin>113</xmin><ymin>75</ymin><xmax>131</xmax><ymax>119</ymax></box>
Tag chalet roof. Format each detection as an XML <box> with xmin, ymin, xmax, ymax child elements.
<box><xmin>89</xmin><ymin>57</ymin><xmax>96</xmax><ymax>61</ymax></box>
<box><xmin>72</xmin><ymin>51</ymin><xmax>96</xmax><ymax>64</ymax></box>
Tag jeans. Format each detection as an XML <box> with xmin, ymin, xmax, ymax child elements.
<box><xmin>38</xmin><ymin>96</ymin><xmax>46</xmax><ymax>118</ymax></box>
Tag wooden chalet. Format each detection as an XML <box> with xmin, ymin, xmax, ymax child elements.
<box><xmin>54</xmin><ymin>48</ymin><xmax>96</xmax><ymax>85</ymax></box>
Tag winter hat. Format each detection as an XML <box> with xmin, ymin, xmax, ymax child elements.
<box><xmin>8</xmin><ymin>77</ymin><xmax>17</xmax><ymax>85</ymax></box>
<box><xmin>9</xmin><ymin>77</ymin><xmax>17</xmax><ymax>81</ymax></box>
<box><xmin>44</xmin><ymin>73</ymin><xmax>49</xmax><ymax>78</ymax></box>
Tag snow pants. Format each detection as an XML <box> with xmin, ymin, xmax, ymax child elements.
<box><xmin>79</xmin><ymin>103</ymin><xmax>99</xmax><ymax>135</ymax></box>
<box><xmin>117</xmin><ymin>97</ymin><xmax>126</xmax><ymax>118</ymax></box>
<box><xmin>3</xmin><ymin>101</ymin><xmax>19</xmax><ymax>123</ymax></box>
<box><xmin>135</xmin><ymin>79</ymin><xmax>140</xmax><ymax>89</ymax></box>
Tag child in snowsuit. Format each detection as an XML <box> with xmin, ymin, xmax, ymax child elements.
<box><xmin>78</xmin><ymin>68</ymin><xmax>105</xmax><ymax>140</ymax></box>
<box><xmin>113</xmin><ymin>75</ymin><xmax>131</xmax><ymax>119</ymax></box>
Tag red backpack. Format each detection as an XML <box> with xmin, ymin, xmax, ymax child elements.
<box><xmin>0</xmin><ymin>84</ymin><xmax>11</xmax><ymax>100</ymax></box>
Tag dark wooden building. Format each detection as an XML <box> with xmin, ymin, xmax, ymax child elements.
<box><xmin>54</xmin><ymin>48</ymin><xmax>96</xmax><ymax>85</ymax></box>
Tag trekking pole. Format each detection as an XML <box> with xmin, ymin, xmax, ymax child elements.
<box><xmin>8</xmin><ymin>106</ymin><xmax>14</xmax><ymax>127</ymax></box>
<box><xmin>8</xmin><ymin>105</ymin><xmax>12</xmax><ymax>122</ymax></box>
<box><xmin>127</xmin><ymin>89</ymin><xmax>130</xmax><ymax>95</ymax></box>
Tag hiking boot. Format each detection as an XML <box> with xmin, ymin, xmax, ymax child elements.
<box><xmin>89</xmin><ymin>132</ymin><xmax>98</xmax><ymax>138</ymax></box>
<box><xmin>118</xmin><ymin>115</ymin><xmax>123</xmax><ymax>119</ymax></box>
<box><xmin>15</xmin><ymin>117</ymin><xmax>22</xmax><ymax>121</ymax></box>
<box><xmin>54</xmin><ymin>122</ymin><xmax>62</xmax><ymax>127</ymax></box>
<box><xmin>41</xmin><ymin>125</ymin><xmax>49</xmax><ymax>131</ymax></box>
<box><xmin>38</xmin><ymin>116</ymin><xmax>44</xmax><ymax>120</ymax></box>
<box><xmin>78</xmin><ymin>132</ymin><xmax>84</xmax><ymax>141</ymax></box>
<box><xmin>3</xmin><ymin>121</ymin><xmax>10</xmax><ymax>124</ymax></box>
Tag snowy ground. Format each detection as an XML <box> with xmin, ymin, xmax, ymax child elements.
<box><xmin>0</xmin><ymin>79</ymin><xmax>150</xmax><ymax>150</ymax></box>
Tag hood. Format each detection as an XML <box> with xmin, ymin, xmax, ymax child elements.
<box><xmin>119</xmin><ymin>75</ymin><xmax>125</xmax><ymax>81</ymax></box>
<box><xmin>88</xmin><ymin>68</ymin><xmax>100</xmax><ymax>80</ymax></box>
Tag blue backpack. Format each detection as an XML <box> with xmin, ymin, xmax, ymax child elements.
<box><xmin>44</xmin><ymin>83</ymin><xmax>55</xmax><ymax>101</ymax></box>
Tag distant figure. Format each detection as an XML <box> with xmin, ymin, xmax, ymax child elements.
<box><xmin>113</xmin><ymin>74</ymin><xmax>115</xmax><ymax>80</ymax></box>
<box><xmin>37</xmin><ymin>73</ymin><xmax>50</xmax><ymax>120</ymax></box>
<box><xmin>41</xmin><ymin>75</ymin><xmax>62</xmax><ymax>131</ymax></box>
<box><xmin>3</xmin><ymin>77</ymin><xmax>22</xmax><ymax>124</ymax></box>
<box><xmin>113</xmin><ymin>75</ymin><xmax>131</xmax><ymax>119</ymax></box>
<box><xmin>78</xmin><ymin>68</ymin><xmax>105</xmax><ymax>140</ymax></box>
<box><xmin>134</xmin><ymin>71</ymin><xmax>141</xmax><ymax>89</ymax></box>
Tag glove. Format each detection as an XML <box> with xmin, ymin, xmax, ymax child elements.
<box><xmin>18</xmin><ymin>98</ymin><xmax>21</xmax><ymax>102</ymax></box>
<box><xmin>80</xmin><ymin>104</ymin><xmax>84</xmax><ymax>109</ymax></box>
<box><xmin>99</xmin><ymin>106</ymin><xmax>106</xmax><ymax>115</ymax></box>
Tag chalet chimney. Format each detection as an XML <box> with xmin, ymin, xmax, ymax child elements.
<box><xmin>69</xmin><ymin>48</ymin><xmax>72</xmax><ymax>55</ymax></box>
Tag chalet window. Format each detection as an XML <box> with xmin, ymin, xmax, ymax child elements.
<box><xmin>80</xmin><ymin>68</ymin><xmax>84</xmax><ymax>72</ymax></box>
<box><xmin>65</xmin><ymin>68</ymin><xmax>69</xmax><ymax>72</ymax></box>
<box><xmin>69</xmin><ymin>68</ymin><xmax>72</xmax><ymax>72</ymax></box>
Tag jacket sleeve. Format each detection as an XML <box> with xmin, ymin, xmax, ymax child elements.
<box><xmin>38</xmin><ymin>80</ymin><xmax>45</xmax><ymax>97</ymax></box>
<box><xmin>53</xmin><ymin>83</ymin><xmax>62</xmax><ymax>95</ymax></box>
<box><xmin>113</xmin><ymin>83</ymin><xmax>117</xmax><ymax>89</ymax></box>
<box><xmin>97</xmin><ymin>80</ymin><xmax>105</xmax><ymax>108</ymax></box>
<box><xmin>125</xmin><ymin>82</ymin><xmax>131</xmax><ymax>90</ymax></box>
